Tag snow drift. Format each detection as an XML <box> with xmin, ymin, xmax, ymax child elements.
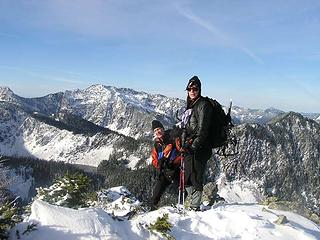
<box><xmin>11</xmin><ymin>186</ymin><xmax>320</xmax><ymax>240</ymax></box>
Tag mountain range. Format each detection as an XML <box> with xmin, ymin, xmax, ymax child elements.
<box><xmin>1</xmin><ymin>84</ymin><xmax>319</xmax><ymax>215</ymax></box>
<box><xmin>218</xmin><ymin>111</ymin><xmax>320</xmax><ymax>214</ymax></box>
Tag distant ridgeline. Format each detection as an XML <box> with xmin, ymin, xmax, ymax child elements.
<box><xmin>0</xmin><ymin>85</ymin><xmax>319</xmax><ymax>215</ymax></box>
<box><xmin>31</xmin><ymin>111</ymin><xmax>114</xmax><ymax>136</ymax></box>
<box><xmin>219</xmin><ymin>112</ymin><xmax>320</xmax><ymax>215</ymax></box>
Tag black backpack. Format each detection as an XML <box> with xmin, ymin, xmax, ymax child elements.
<box><xmin>205</xmin><ymin>97</ymin><xmax>237</xmax><ymax>155</ymax></box>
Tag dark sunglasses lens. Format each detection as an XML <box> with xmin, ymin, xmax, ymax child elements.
<box><xmin>188</xmin><ymin>88</ymin><xmax>198</xmax><ymax>91</ymax></box>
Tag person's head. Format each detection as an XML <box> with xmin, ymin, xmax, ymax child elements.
<box><xmin>152</xmin><ymin>120</ymin><xmax>164</xmax><ymax>139</ymax></box>
<box><xmin>186</xmin><ymin>76</ymin><xmax>201</xmax><ymax>101</ymax></box>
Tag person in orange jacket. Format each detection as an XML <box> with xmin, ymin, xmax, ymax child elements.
<box><xmin>149</xmin><ymin>120</ymin><xmax>182</xmax><ymax>209</ymax></box>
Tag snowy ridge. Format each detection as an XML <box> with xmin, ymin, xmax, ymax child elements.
<box><xmin>0</xmin><ymin>103</ymin><xmax>149</xmax><ymax>167</ymax></box>
<box><xmin>11</xmin><ymin>186</ymin><xmax>320</xmax><ymax>240</ymax></box>
<box><xmin>1</xmin><ymin>85</ymin><xmax>319</xmax><ymax>139</ymax></box>
<box><xmin>1</xmin><ymin>85</ymin><xmax>319</xmax><ymax>171</ymax></box>
<box><xmin>221</xmin><ymin>111</ymin><xmax>320</xmax><ymax>214</ymax></box>
<box><xmin>59</xmin><ymin>84</ymin><xmax>185</xmax><ymax>138</ymax></box>
<box><xmin>231</xmin><ymin>106</ymin><xmax>286</xmax><ymax>124</ymax></box>
<box><xmin>0</xmin><ymin>86</ymin><xmax>15</xmax><ymax>102</ymax></box>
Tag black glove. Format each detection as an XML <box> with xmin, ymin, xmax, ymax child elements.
<box><xmin>164</xmin><ymin>169</ymin><xmax>176</xmax><ymax>183</ymax></box>
<box><xmin>166</xmin><ymin>160</ymin><xmax>174</xmax><ymax>169</ymax></box>
<box><xmin>181</xmin><ymin>144</ymin><xmax>194</xmax><ymax>155</ymax></box>
<box><xmin>158</xmin><ymin>157</ymin><xmax>167</xmax><ymax>169</ymax></box>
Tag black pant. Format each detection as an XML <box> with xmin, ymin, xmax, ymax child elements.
<box><xmin>184</xmin><ymin>148</ymin><xmax>212</xmax><ymax>191</ymax></box>
<box><xmin>150</xmin><ymin>167</ymin><xmax>179</xmax><ymax>206</ymax></box>
<box><xmin>150</xmin><ymin>174</ymin><xmax>171</xmax><ymax>206</ymax></box>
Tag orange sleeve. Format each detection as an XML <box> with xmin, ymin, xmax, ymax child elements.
<box><xmin>163</xmin><ymin>144</ymin><xmax>173</xmax><ymax>158</ymax></box>
<box><xmin>164</xmin><ymin>144</ymin><xmax>182</xmax><ymax>165</ymax></box>
<box><xmin>151</xmin><ymin>147</ymin><xmax>159</xmax><ymax>169</ymax></box>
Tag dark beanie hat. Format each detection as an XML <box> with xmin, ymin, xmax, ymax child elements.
<box><xmin>186</xmin><ymin>75</ymin><xmax>202</xmax><ymax>90</ymax></box>
<box><xmin>152</xmin><ymin>120</ymin><xmax>164</xmax><ymax>130</ymax></box>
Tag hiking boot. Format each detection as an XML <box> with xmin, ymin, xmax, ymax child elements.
<box><xmin>185</xmin><ymin>186</ymin><xmax>202</xmax><ymax>209</ymax></box>
<box><xmin>213</xmin><ymin>194</ymin><xmax>225</xmax><ymax>204</ymax></box>
<box><xmin>147</xmin><ymin>204</ymin><xmax>157</xmax><ymax>211</ymax></box>
<box><xmin>189</xmin><ymin>206</ymin><xmax>201</xmax><ymax>211</ymax></box>
<box><xmin>143</xmin><ymin>202</ymin><xmax>157</xmax><ymax>212</ymax></box>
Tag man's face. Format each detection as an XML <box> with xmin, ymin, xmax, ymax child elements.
<box><xmin>187</xmin><ymin>85</ymin><xmax>200</xmax><ymax>100</ymax></box>
<box><xmin>154</xmin><ymin>127</ymin><xmax>164</xmax><ymax>139</ymax></box>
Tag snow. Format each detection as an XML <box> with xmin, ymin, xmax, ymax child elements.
<box><xmin>6</xmin><ymin>166</ymin><xmax>34</xmax><ymax>202</ymax></box>
<box><xmin>11</xmin><ymin>187</ymin><xmax>320</xmax><ymax>240</ymax></box>
<box><xmin>17</xmin><ymin>200</ymin><xmax>120</xmax><ymax>239</ymax></box>
<box><xmin>126</xmin><ymin>155</ymin><xmax>141</xmax><ymax>169</ymax></box>
<box><xmin>217</xmin><ymin>177</ymin><xmax>264</xmax><ymax>203</ymax></box>
<box><xmin>108</xmin><ymin>124</ymin><xmax>132</xmax><ymax>137</ymax></box>
<box><xmin>0</xmin><ymin>113</ymin><xmax>117</xmax><ymax>167</ymax></box>
<box><xmin>9</xmin><ymin>178</ymin><xmax>33</xmax><ymax>202</ymax></box>
<box><xmin>0</xmin><ymin>109</ymin><xmax>149</xmax><ymax>168</ymax></box>
<box><xmin>97</xmin><ymin>186</ymin><xmax>141</xmax><ymax>218</ymax></box>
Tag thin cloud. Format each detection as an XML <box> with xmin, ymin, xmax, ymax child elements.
<box><xmin>302</xmin><ymin>52</ymin><xmax>320</xmax><ymax>61</ymax></box>
<box><xmin>0</xmin><ymin>65</ymin><xmax>86</xmax><ymax>85</ymax></box>
<box><xmin>0</xmin><ymin>32</ymin><xmax>21</xmax><ymax>39</ymax></box>
<box><xmin>291</xmin><ymin>79</ymin><xmax>319</xmax><ymax>101</ymax></box>
<box><xmin>175</xmin><ymin>3</ymin><xmax>264</xmax><ymax>64</ymax></box>
<box><xmin>17</xmin><ymin>0</ymin><xmax>154</xmax><ymax>38</ymax></box>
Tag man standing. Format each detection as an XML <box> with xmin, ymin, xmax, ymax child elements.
<box><xmin>181</xmin><ymin>76</ymin><xmax>214</xmax><ymax>211</ymax></box>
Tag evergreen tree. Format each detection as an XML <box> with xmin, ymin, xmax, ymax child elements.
<box><xmin>148</xmin><ymin>213</ymin><xmax>174</xmax><ymax>240</ymax></box>
<box><xmin>37</xmin><ymin>172</ymin><xmax>93</xmax><ymax>209</ymax></box>
<box><xmin>0</xmin><ymin>199</ymin><xmax>21</xmax><ymax>239</ymax></box>
<box><xmin>97</xmin><ymin>158</ymin><xmax>155</xmax><ymax>204</ymax></box>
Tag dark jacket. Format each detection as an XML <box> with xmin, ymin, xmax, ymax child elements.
<box><xmin>184</xmin><ymin>96</ymin><xmax>213</xmax><ymax>190</ymax></box>
<box><xmin>185</xmin><ymin>96</ymin><xmax>213</xmax><ymax>152</ymax></box>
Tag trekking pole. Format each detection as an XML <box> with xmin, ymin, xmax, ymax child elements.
<box><xmin>178</xmin><ymin>152</ymin><xmax>185</xmax><ymax>210</ymax></box>
<box><xmin>177</xmin><ymin>127</ymin><xmax>187</xmax><ymax>212</ymax></box>
<box><xmin>181</xmin><ymin>154</ymin><xmax>185</xmax><ymax>208</ymax></box>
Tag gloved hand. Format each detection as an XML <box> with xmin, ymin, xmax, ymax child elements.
<box><xmin>158</xmin><ymin>157</ymin><xmax>167</xmax><ymax>169</ymax></box>
<box><xmin>180</xmin><ymin>144</ymin><xmax>193</xmax><ymax>155</ymax></box>
<box><xmin>163</xmin><ymin>159</ymin><xmax>174</xmax><ymax>171</ymax></box>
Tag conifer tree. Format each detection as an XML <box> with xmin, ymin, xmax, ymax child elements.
<box><xmin>0</xmin><ymin>199</ymin><xmax>21</xmax><ymax>239</ymax></box>
<box><xmin>37</xmin><ymin>172</ymin><xmax>92</xmax><ymax>209</ymax></box>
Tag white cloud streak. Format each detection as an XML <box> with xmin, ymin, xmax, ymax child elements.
<box><xmin>174</xmin><ymin>3</ymin><xmax>264</xmax><ymax>64</ymax></box>
<box><xmin>15</xmin><ymin>0</ymin><xmax>164</xmax><ymax>39</ymax></box>
<box><xmin>0</xmin><ymin>65</ymin><xmax>86</xmax><ymax>85</ymax></box>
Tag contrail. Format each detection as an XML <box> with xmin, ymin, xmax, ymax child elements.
<box><xmin>0</xmin><ymin>65</ymin><xmax>86</xmax><ymax>84</ymax></box>
<box><xmin>175</xmin><ymin>3</ymin><xmax>264</xmax><ymax>64</ymax></box>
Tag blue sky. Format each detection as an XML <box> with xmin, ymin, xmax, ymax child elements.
<box><xmin>0</xmin><ymin>0</ymin><xmax>320</xmax><ymax>112</ymax></box>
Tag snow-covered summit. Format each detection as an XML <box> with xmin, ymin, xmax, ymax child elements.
<box><xmin>231</xmin><ymin>105</ymin><xmax>286</xmax><ymax>124</ymax></box>
<box><xmin>58</xmin><ymin>84</ymin><xmax>185</xmax><ymax>138</ymax></box>
<box><xmin>1</xmin><ymin>85</ymin><xmax>319</xmax><ymax>135</ymax></box>
<box><xmin>0</xmin><ymin>86</ymin><xmax>16</xmax><ymax>101</ymax></box>
<box><xmin>0</xmin><ymin>86</ymin><xmax>13</xmax><ymax>94</ymax></box>
<box><xmin>11</xmin><ymin>186</ymin><xmax>320</xmax><ymax>240</ymax></box>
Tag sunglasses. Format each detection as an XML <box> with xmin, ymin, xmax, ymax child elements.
<box><xmin>187</xmin><ymin>87</ymin><xmax>199</xmax><ymax>92</ymax></box>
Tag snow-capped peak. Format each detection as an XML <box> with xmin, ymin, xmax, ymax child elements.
<box><xmin>85</xmin><ymin>84</ymin><xmax>110</xmax><ymax>93</ymax></box>
<box><xmin>0</xmin><ymin>86</ymin><xmax>15</xmax><ymax>100</ymax></box>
